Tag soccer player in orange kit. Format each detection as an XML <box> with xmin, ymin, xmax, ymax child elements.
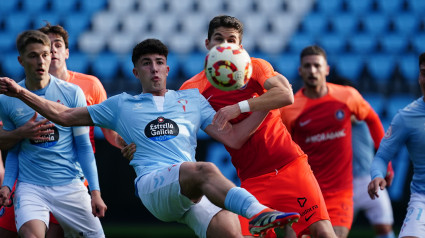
<box><xmin>280</xmin><ymin>45</ymin><xmax>385</xmax><ymax>238</ymax></box>
<box><xmin>180</xmin><ymin>15</ymin><xmax>336</xmax><ymax>238</ymax></box>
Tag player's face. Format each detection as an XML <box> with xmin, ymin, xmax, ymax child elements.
<box><xmin>133</xmin><ymin>54</ymin><xmax>169</xmax><ymax>96</ymax></box>
<box><xmin>299</xmin><ymin>55</ymin><xmax>329</xmax><ymax>88</ymax></box>
<box><xmin>18</xmin><ymin>43</ymin><xmax>51</xmax><ymax>82</ymax></box>
<box><xmin>48</xmin><ymin>33</ymin><xmax>69</xmax><ymax>74</ymax></box>
<box><xmin>205</xmin><ymin>27</ymin><xmax>241</xmax><ymax>50</ymax></box>
<box><xmin>419</xmin><ymin>63</ymin><xmax>425</xmax><ymax>97</ymax></box>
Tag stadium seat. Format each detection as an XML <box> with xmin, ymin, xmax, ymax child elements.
<box><xmin>180</xmin><ymin>52</ymin><xmax>204</xmax><ymax>79</ymax></box>
<box><xmin>333</xmin><ymin>54</ymin><xmax>365</xmax><ymax>84</ymax></box>
<box><xmin>0</xmin><ymin>0</ymin><xmax>19</xmax><ymax>14</ymax></box>
<box><xmin>398</xmin><ymin>54</ymin><xmax>419</xmax><ymax>85</ymax></box>
<box><xmin>149</xmin><ymin>13</ymin><xmax>179</xmax><ymax>39</ymax></box>
<box><xmin>300</xmin><ymin>13</ymin><xmax>329</xmax><ymax>37</ymax></box>
<box><xmin>240</xmin><ymin>14</ymin><xmax>269</xmax><ymax>38</ymax></box>
<box><xmin>66</xmin><ymin>52</ymin><xmax>90</xmax><ymax>74</ymax></box>
<box><xmin>226</xmin><ymin>0</ymin><xmax>254</xmax><ymax>15</ymax></box>
<box><xmin>330</xmin><ymin>13</ymin><xmax>359</xmax><ymax>36</ymax></box>
<box><xmin>33</xmin><ymin>12</ymin><xmax>62</xmax><ymax>28</ymax></box>
<box><xmin>80</xmin><ymin>0</ymin><xmax>107</xmax><ymax>15</ymax></box>
<box><xmin>168</xmin><ymin>33</ymin><xmax>196</xmax><ymax>54</ymax></box>
<box><xmin>348</xmin><ymin>33</ymin><xmax>378</xmax><ymax>54</ymax></box>
<box><xmin>21</xmin><ymin>0</ymin><xmax>49</xmax><ymax>13</ymax></box>
<box><xmin>78</xmin><ymin>32</ymin><xmax>107</xmax><ymax>54</ymax></box>
<box><xmin>254</xmin><ymin>0</ymin><xmax>284</xmax><ymax>14</ymax></box>
<box><xmin>108</xmin><ymin>0</ymin><xmax>136</xmax><ymax>14</ymax></box>
<box><xmin>287</xmin><ymin>0</ymin><xmax>315</xmax><ymax>16</ymax></box>
<box><xmin>121</xmin><ymin>13</ymin><xmax>149</xmax><ymax>35</ymax></box>
<box><xmin>286</xmin><ymin>32</ymin><xmax>316</xmax><ymax>54</ymax></box>
<box><xmin>50</xmin><ymin>0</ymin><xmax>78</xmax><ymax>14</ymax></box>
<box><xmin>314</xmin><ymin>0</ymin><xmax>342</xmax><ymax>14</ymax></box>
<box><xmin>407</xmin><ymin>0</ymin><xmax>425</xmax><ymax>14</ymax></box>
<box><xmin>344</xmin><ymin>0</ymin><xmax>373</xmax><ymax>15</ymax></box>
<box><xmin>180</xmin><ymin>13</ymin><xmax>209</xmax><ymax>38</ymax></box>
<box><xmin>317</xmin><ymin>33</ymin><xmax>346</xmax><ymax>54</ymax></box>
<box><xmin>386</xmin><ymin>93</ymin><xmax>415</xmax><ymax>119</ymax></box>
<box><xmin>375</xmin><ymin>0</ymin><xmax>404</xmax><ymax>15</ymax></box>
<box><xmin>92</xmin><ymin>52</ymin><xmax>120</xmax><ymax>82</ymax></box>
<box><xmin>362</xmin><ymin>92</ymin><xmax>386</xmax><ymax>116</ymax></box>
<box><xmin>196</xmin><ymin>0</ymin><xmax>224</xmax><ymax>15</ymax></box>
<box><xmin>272</xmin><ymin>53</ymin><xmax>300</xmax><ymax>83</ymax></box>
<box><xmin>120</xmin><ymin>54</ymin><xmax>137</xmax><ymax>81</ymax></box>
<box><xmin>1</xmin><ymin>53</ymin><xmax>24</xmax><ymax>80</ymax></box>
<box><xmin>366</xmin><ymin>54</ymin><xmax>396</xmax><ymax>85</ymax></box>
<box><xmin>0</xmin><ymin>32</ymin><xmax>16</xmax><ymax>52</ymax></box>
<box><xmin>256</xmin><ymin>32</ymin><xmax>288</xmax><ymax>54</ymax></box>
<box><xmin>166</xmin><ymin>0</ymin><xmax>194</xmax><ymax>13</ymax></box>
<box><xmin>411</xmin><ymin>33</ymin><xmax>425</xmax><ymax>54</ymax></box>
<box><xmin>107</xmin><ymin>33</ymin><xmax>135</xmax><ymax>55</ymax></box>
<box><xmin>268</xmin><ymin>13</ymin><xmax>299</xmax><ymax>39</ymax></box>
<box><xmin>91</xmin><ymin>11</ymin><xmax>121</xmax><ymax>36</ymax></box>
<box><xmin>62</xmin><ymin>12</ymin><xmax>91</xmax><ymax>38</ymax></box>
<box><xmin>4</xmin><ymin>12</ymin><xmax>33</xmax><ymax>37</ymax></box>
<box><xmin>393</xmin><ymin>13</ymin><xmax>420</xmax><ymax>36</ymax></box>
<box><xmin>361</xmin><ymin>13</ymin><xmax>389</xmax><ymax>37</ymax></box>
<box><xmin>137</xmin><ymin>0</ymin><xmax>166</xmax><ymax>13</ymax></box>
<box><xmin>380</xmin><ymin>33</ymin><xmax>409</xmax><ymax>54</ymax></box>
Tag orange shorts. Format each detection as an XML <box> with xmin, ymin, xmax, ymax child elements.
<box><xmin>239</xmin><ymin>155</ymin><xmax>330</xmax><ymax>237</ymax></box>
<box><xmin>0</xmin><ymin>182</ymin><xmax>59</xmax><ymax>233</ymax></box>
<box><xmin>321</xmin><ymin>188</ymin><xmax>353</xmax><ymax>229</ymax></box>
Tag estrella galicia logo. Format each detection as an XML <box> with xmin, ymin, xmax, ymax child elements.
<box><xmin>145</xmin><ymin>117</ymin><xmax>179</xmax><ymax>141</ymax></box>
<box><xmin>335</xmin><ymin>109</ymin><xmax>345</xmax><ymax>120</ymax></box>
<box><xmin>29</xmin><ymin>123</ymin><xmax>59</xmax><ymax>148</ymax></box>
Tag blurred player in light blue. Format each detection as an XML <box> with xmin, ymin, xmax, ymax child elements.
<box><xmin>352</xmin><ymin>119</ymin><xmax>395</xmax><ymax>238</ymax></box>
<box><xmin>0</xmin><ymin>38</ymin><xmax>300</xmax><ymax>238</ymax></box>
<box><xmin>0</xmin><ymin>30</ymin><xmax>106</xmax><ymax>237</ymax></box>
<box><xmin>369</xmin><ymin>52</ymin><xmax>425</xmax><ymax>238</ymax></box>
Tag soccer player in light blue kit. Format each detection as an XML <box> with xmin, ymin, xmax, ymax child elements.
<box><xmin>352</xmin><ymin>120</ymin><xmax>394</xmax><ymax>238</ymax></box>
<box><xmin>368</xmin><ymin>52</ymin><xmax>425</xmax><ymax>238</ymax></box>
<box><xmin>0</xmin><ymin>38</ymin><xmax>300</xmax><ymax>238</ymax></box>
<box><xmin>0</xmin><ymin>30</ymin><xmax>106</xmax><ymax>237</ymax></box>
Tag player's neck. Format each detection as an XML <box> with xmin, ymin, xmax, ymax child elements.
<box><xmin>50</xmin><ymin>67</ymin><xmax>69</xmax><ymax>81</ymax></box>
<box><xmin>25</xmin><ymin>75</ymin><xmax>50</xmax><ymax>91</ymax></box>
<box><xmin>303</xmin><ymin>84</ymin><xmax>328</xmax><ymax>99</ymax></box>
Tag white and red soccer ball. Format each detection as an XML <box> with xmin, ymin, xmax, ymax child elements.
<box><xmin>205</xmin><ymin>43</ymin><xmax>252</xmax><ymax>91</ymax></box>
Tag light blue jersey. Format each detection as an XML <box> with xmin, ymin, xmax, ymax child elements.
<box><xmin>371</xmin><ymin>97</ymin><xmax>425</xmax><ymax>194</ymax></box>
<box><xmin>87</xmin><ymin>89</ymin><xmax>215</xmax><ymax>177</ymax></box>
<box><xmin>352</xmin><ymin>121</ymin><xmax>375</xmax><ymax>177</ymax></box>
<box><xmin>0</xmin><ymin>76</ymin><xmax>93</xmax><ymax>188</ymax></box>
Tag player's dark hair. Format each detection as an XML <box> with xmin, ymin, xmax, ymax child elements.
<box><xmin>16</xmin><ymin>30</ymin><xmax>51</xmax><ymax>55</ymax></box>
<box><xmin>38</xmin><ymin>23</ymin><xmax>69</xmax><ymax>49</ymax></box>
<box><xmin>419</xmin><ymin>52</ymin><xmax>425</xmax><ymax>66</ymax></box>
<box><xmin>300</xmin><ymin>45</ymin><xmax>327</xmax><ymax>61</ymax></box>
<box><xmin>132</xmin><ymin>38</ymin><xmax>168</xmax><ymax>66</ymax></box>
<box><xmin>208</xmin><ymin>15</ymin><xmax>244</xmax><ymax>43</ymax></box>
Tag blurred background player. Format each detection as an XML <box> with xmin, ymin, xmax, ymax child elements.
<box><xmin>0</xmin><ymin>30</ymin><xmax>106</xmax><ymax>237</ymax></box>
<box><xmin>280</xmin><ymin>45</ymin><xmax>385</xmax><ymax>238</ymax></box>
<box><xmin>180</xmin><ymin>15</ymin><xmax>335</xmax><ymax>238</ymax></box>
<box><xmin>369</xmin><ymin>52</ymin><xmax>425</xmax><ymax>238</ymax></box>
<box><xmin>0</xmin><ymin>23</ymin><xmax>123</xmax><ymax>238</ymax></box>
<box><xmin>331</xmin><ymin>77</ymin><xmax>395</xmax><ymax>238</ymax></box>
<box><xmin>0</xmin><ymin>38</ymin><xmax>300</xmax><ymax>238</ymax></box>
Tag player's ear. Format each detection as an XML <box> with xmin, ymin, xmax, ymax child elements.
<box><xmin>132</xmin><ymin>67</ymin><xmax>138</xmax><ymax>78</ymax></box>
<box><xmin>18</xmin><ymin>56</ymin><xmax>23</xmax><ymax>66</ymax></box>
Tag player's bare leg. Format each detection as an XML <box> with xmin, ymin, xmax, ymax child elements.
<box><xmin>207</xmin><ymin>210</ymin><xmax>242</xmax><ymax>238</ymax></box>
<box><xmin>18</xmin><ymin>219</ymin><xmax>47</xmax><ymax>238</ymax></box>
<box><xmin>46</xmin><ymin>222</ymin><xmax>64</xmax><ymax>238</ymax></box>
<box><xmin>333</xmin><ymin>226</ymin><xmax>349</xmax><ymax>238</ymax></box>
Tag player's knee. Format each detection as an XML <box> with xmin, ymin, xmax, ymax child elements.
<box><xmin>196</xmin><ymin>162</ymin><xmax>220</xmax><ymax>177</ymax></box>
<box><xmin>374</xmin><ymin>224</ymin><xmax>393</xmax><ymax>236</ymax></box>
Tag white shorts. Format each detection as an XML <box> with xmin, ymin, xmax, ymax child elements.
<box><xmin>353</xmin><ymin>175</ymin><xmax>393</xmax><ymax>225</ymax></box>
<box><xmin>14</xmin><ymin>181</ymin><xmax>104</xmax><ymax>238</ymax></box>
<box><xmin>135</xmin><ymin>162</ymin><xmax>221</xmax><ymax>238</ymax></box>
<box><xmin>399</xmin><ymin>193</ymin><xmax>425</xmax><ymax>237</ymax></box>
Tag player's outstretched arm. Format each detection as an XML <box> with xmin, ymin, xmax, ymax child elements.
<box><xmin>0</xmin><ymin>112</ymin><xmax>54</xmax><ymax>150</ymax></box>
<box><xmin>0</xmin><ymin>77</ymin><xmax>93</xmax><ymax>127</ymax></box>
<box><xmin>206</xmin><ymin>110</ymin><xmax>269</xmax><ymax>149</ymax></box>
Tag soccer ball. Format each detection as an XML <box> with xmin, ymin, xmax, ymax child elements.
<box><xmin>204</xmin><ymin>43</ymin><xmax>252</xmax><ymax>91</ymax></box>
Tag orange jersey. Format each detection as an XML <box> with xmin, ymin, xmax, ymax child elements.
<box><xmin>280</xmin><ymin>83</ymin><xmax>382</xmax><ymax>192</ymax></box>
<box><xmin>66</xmin><ymin>71</ymin><xmax>107</xmax><ymax>152</ymax></box>
<box><xmin>180</xmin><ymin>58</ymin><xmax>305</xmax><ymax>181</ymax></box>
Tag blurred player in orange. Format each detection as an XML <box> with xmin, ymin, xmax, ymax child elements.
<box><xmin>179</xmin><ymin>15</ymin><xmax>336</xmax><ymax>238</ymax></box>
<box><xmin>280</xmin><ymin>45</ymin><xmax>385</xmax><ymax>238</ymax></box>
<box><xmin>0</xmin><ymin>23</ymin><xmax>122</xmax><ymax>238</ymax></box>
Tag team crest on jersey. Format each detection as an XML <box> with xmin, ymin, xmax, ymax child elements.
<box><xmin>30</xmin><ymin>123</ymin><xmax>59</xmax><ymax>148</ymax></box>
<box><xmin>145</xmin><ymin>117</ymin><xmax>179</xmax><ymax>141</ymax></box>
<box><xmin>384</xmin><ymin>125</ymin><xmax>392</xmax><ymax>139</ymax></box>
<box><xmin>335</xmin><ymin>109</ymin><xmax>345</xmax><ymax>120</ymax></box>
